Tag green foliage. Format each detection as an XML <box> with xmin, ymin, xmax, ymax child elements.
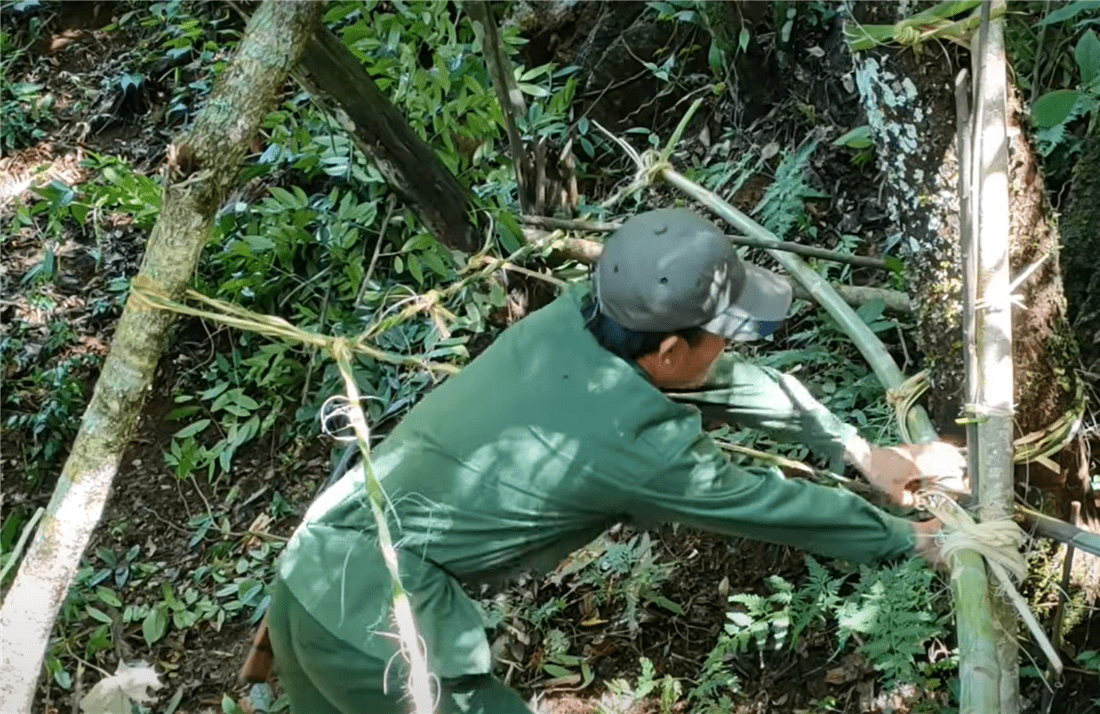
<box><xmin>115</xmin><ymin>0</ymin><xmax>239</xmax><ymax>124</ymax></box>
<box><xmin>46</xmin><ymin>501</ymin><xmax>284</xmax><ymax>690</ymax></box>
<box><xmin>603</xmin><ymin>657</ymin><xmax>682</xmax><ymax>714</ymax></box>
<box><xmin>327</xmin><ymin>0</ymin><xmax>575</xmax><ymax>189</ymax></box>
<box><xmin>753</xmin><ymin>141</ymin><xmax>828</xmax><ymax>242</ymax></box>
<box><xmin>1007</xmin><ymin>1</ymin><xmax>1100</xmax><ymax>181</ymax></box>
<box><xmin>722</xmin><ymin>558</ymin><xmax>947</xmax><ymax>687</ymax></box>
<box><xmin>725</xmin><ymin>576</ymin><xmax>794</xmax><ymax>654</ymax></box>
<box><xmin>539</xmin><ymin>628</ymin><xmax>595</xmax><ymax>686</ymax></box>
<box><xmin>836</xmin><ymin>560</ymin><xmax>947</xmax><ymax>687</ymax></box>
<box><xmin>832</xmin><ymin>125</ymin><xmax>875</xmax><ymax>166</ymax></box>
<box><xmin>577</xmin><ymin>532</ymin><xmax>684</xmax><ymax>634</ymax></box>
<box><xmin>0</xmin><ymin>8</ymin><xmax>55</xmax><ymax>151</ymax></box>
<box><xmin>689</xmin><ymin>633</ymin><xmax>742</xmax><ymax>712</ymax></box>
<box><xmin>690</xmin><ymin>556</ymin><xmax>948</xmax><ymax>711</ymax></box>
<box><xmin>1032</xmin><ymin>29</ymin><xmax>1100</xmax><ymax>139</ymax></box>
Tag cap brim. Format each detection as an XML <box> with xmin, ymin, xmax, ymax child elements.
<box><xmin>703</xmin><ymin>263</ymin><xmax>792</xmax><ymax>342</ymax></box>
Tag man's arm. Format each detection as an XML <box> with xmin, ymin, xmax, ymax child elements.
<box><xmin>668</xmin><ymin>353</ymin><xmax>860</xmax><ymax>473</ymax></box>
<box><xmin>669</xmin><ymin>353</ymin><xmax>965</xmax><ymax>502</ymax></box>
<box><xmin>625</xmin><ymin>421</ymin><xmax>920</xmax><ymax>564</ymax></box>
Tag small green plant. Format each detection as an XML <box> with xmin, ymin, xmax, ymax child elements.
<box><xmin>724</xmin><ymin>576</ymin><xmax>795</xmax><ymax>655</ymax></box>
<box><xmin>538</xmin><ymin>628</ymin><xmax>594</xmax><ymax>686</ymax></box>
<box><xmin>832</xmin><ymin>125</ymin><xmax>875</xmax><ymax>166</ymax></box>
<box><xmin>693</xmin><ymin>556</ymin><xmax>949</xmax><ymax>710</ymax></box>
<box><xmin>577</xmin><ymin>532</ymin><xmax>684</xmax><ymax>634</ymax></box>
<box><xmin>602</xmin><ymin>657</ymin><xmax>682</xmax><ymax>714</ymax></box>
<box><xmin>1032</xmin><ymin>27</ymin><xmax>1100</xmax><ymax>153</ymax></box>
<box><xmin>753</xmin><ymin>140</ymin><xmax>828</xmax><ymax>242</ymax></box>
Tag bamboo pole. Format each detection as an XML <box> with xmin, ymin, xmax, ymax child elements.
<box><xmin>970</xmin><ymin>3</ymin><xmax>1020</xmax><ymax>710</ymax></box>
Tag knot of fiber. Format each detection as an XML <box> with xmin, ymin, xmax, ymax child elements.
<box><xmin>894</xmin><ymin>25</ymin><xmax>923</xmax><ymax>46</ymax></box>
<box><xmin>923</xmin><ymin>492</ymin><xmax>1026</xmax><ymax>582</ymax></box>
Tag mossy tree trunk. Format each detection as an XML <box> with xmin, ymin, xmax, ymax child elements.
<box><xmin>846</xmin><ymin>2</ymin><xmax>1088</xmax><ymax>709</ymax></box>
<box><xmin>0</xmin><ymin>3</ymin><xmax>322</xmax><ymax>711</ymax></box>
<box><xmin>844</xmin><ymin>3</ymin><xmax>1084</xmax><ymax>514</ymax></box>
<box><xmin>1062</xmin><ymin>112</ymin><xmax>1100</xmax><ymax>365</ymax></box>
<box><xmin>1060</xmin><ymin>115</ymin><xmax>1100</xmax><ymax>530</ymax></box>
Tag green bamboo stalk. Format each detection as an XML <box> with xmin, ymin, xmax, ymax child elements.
<box><xmin>952</xmin><ymin>552</ymin><xmax>1002</xmax><ymax>714</ymax></box>
<box><xmin>660</xmin><ymin>166</ymin><xmax>939</xmax><ymax>443</ymax></box>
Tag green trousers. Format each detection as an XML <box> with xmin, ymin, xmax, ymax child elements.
<box><xmin>266</xmin><ymin>578</ymin><xmax>532</xmax><ymax>714</ymax></box>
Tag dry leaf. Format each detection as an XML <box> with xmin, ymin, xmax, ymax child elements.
<box><xmin>80</xmin><ymin>661</ymin><xmax>163</xmax><ymax>714</ymax></box>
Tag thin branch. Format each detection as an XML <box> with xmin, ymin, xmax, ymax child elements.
<box><xmin>519</xmin><ymin>215</ymin><xmax>890</xmax><ymax>269</ymax></box>
<box><xmin>465</xmin><ymin>1</ymin><xmax>531</xmax><ymax>213</ymax></box>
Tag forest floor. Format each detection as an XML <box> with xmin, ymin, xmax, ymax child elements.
<box><xmin>2</xmin><ymin>3</ymin><xmax>1099</xmax><ymax>714</ymax></box>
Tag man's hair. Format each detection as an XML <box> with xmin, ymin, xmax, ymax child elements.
<box><xmin>582</xmin><ymin>298</ymin><xmax>706</xmax><ymax>361</ymax></box>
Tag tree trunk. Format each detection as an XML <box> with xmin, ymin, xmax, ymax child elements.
<box><xmin>845</xmin><ymin>3</ymin><xmax>1084</xmax><ymax>517</ymax></box>
<box><xmin>0</xmin><ymin>3</ymin><xmax>322</xmax><ymax>711</ymax></box>
<box><xmin>298</xmin><ymin>26</ymin><xmax>478</xmax><ymax>253</ymax></box>
<box><xmin>1061</xmin><ymin>113</ymin><xmax>1100</xmax><ymax>380</ymax></box>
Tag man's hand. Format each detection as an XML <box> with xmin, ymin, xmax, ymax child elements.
<box><xmin>845</xmin><ymin>438</ymin><xmax>966</xmax><ymax>506</ymax></box>
<box><xmin>911</xmin><ymin>518</ymin><xmax>945</xmax><ymax>567</ymax></box>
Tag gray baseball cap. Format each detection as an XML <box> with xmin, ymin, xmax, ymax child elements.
<box><xmin>593</xmin><ymin>208</ymin><xmax>792</xmax><ymax>341</ymax></box>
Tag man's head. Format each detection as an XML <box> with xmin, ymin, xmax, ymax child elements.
<box><xmin>588</xmin><ymin>208</ymin><xmax>792</xmax><ymax>389</ymax></box>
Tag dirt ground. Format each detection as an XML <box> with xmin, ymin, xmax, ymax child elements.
<box><xmin>2</xmin><ymin>3</ymin><xmax>1099</xmax><ymax>714</ymax></box>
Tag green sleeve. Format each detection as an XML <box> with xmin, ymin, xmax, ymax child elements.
<box><xmin>628</xmin><ymin>422</ymin><xmax>913</xmax><ymax>564</ymax></box>
<box><xmin>669</xmin><ymin>353</ymin><xmax>857</xmax><ymax>473</ymax></box>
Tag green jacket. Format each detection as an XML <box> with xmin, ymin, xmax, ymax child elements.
<box><xmin>276</xmin><ymin>285</ymin><xmax>914</xmax><ymax>679</ymax></box>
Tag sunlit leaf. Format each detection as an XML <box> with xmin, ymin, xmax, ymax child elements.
<box><xmin>80</xmin><ymin>661</ymin><xmax>163</xmax><ymax>714</ymax></box>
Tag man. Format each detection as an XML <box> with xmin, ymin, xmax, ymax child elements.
<box><xmin>266</xmin><ymin>208</ymin><xmax>951</xmax><ymax>713</ymax></box>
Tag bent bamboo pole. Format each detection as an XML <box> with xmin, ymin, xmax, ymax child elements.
<box><xmin>654</xmin><ymin>164</ymin><xmax>1003</xmax><ymax>713</ymax></box>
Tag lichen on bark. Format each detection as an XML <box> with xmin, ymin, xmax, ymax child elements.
<box><xmin>849</xmin><ymin>41</ymin><xmax>967</xmax><ymax>432</ymax></box>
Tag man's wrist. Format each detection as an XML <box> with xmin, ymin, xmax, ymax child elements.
<box><xmin>843</xmin><ymin>434</ymin><xmax>873</xmax><ymax>475</ymax></box>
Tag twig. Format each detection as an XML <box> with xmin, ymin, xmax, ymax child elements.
<box><xmin>357</xmin><ymin>193</ymin><xmax>398</xmax><ymax>306</ymax></box>
<box><xmin>465</xmin><ymin>1</ymin><xmax>531</xmax><ymax>213</ymax></box>
<box><xmin>520</xmin><ymin>215</ymin><xmax>620</xmax><ymax>233</ymax></box>
<box><xmin>0</xmin><ymin>507</ymin><xmax>44</xmax><ymax>584</ymax></box>
<box><xmin>474</xmin><ymin>256</ymin><xmax>565</xmax><ymax>287</ymax></box>
<box><xmin>1047</xmin><ymin>501</ymin><xmax>1080</xmax><ymax>692</ymax></box>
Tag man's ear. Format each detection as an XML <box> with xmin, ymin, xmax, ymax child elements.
<box><xmin>638</xmin><ymin>334</ymin><xmax>688</xmax><ymax>384</ymax></box>
<box><xmin>654</xmin><ymin>334</ymin><xmax>685</xmax><ymax>366</ymax></box>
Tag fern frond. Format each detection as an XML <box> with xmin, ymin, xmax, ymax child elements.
<box><xmin>753</xmin><ymin>140</ymin><xmax>825</xmax><ymax>241</ymax></box>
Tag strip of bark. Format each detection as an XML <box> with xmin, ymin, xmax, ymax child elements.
<box><xmin>0</xmin><ymin>4</ymin><xmax>322</xmax><ymax>711</ymax></box>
